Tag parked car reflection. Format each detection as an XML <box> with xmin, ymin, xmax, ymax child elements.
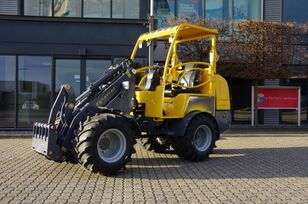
<box><xmin>22</xmin><ymin>100</ymin><xmax>39</xmax><ymax>110</ymax></box>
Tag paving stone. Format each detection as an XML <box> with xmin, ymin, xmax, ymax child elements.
<box><xmin>0</xmin><ymin>137</ymin><xmax>308</xmax><ymax>204</ymax></box>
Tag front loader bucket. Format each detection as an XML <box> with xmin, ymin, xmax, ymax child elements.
<box><xmin>32</xmin><ymin>122</ymin><xmax>64</xmax><ymax>161</ymax></box>
<box><xmin>32</xmin><ymin>84</ymin><xmax>76</xmax><ymax>162</ymax></box>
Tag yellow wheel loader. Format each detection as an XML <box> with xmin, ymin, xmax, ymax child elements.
<box><xmin>32</xmin><ymin>23</ymin><xmax>231</xmax><ymax>175</ymax></box>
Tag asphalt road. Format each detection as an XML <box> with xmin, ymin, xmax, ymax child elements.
<box><xmin>0</xmin><ymin>136</ymin><xmax>308</xmax><ymax>203</ymax></box>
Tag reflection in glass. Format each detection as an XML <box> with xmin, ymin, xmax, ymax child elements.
<box><xmin>24</xmin><ymin>0</ymin><xmax>52</xmax><ymax>16</ymax></box>
<box><xmin>18</xmin><ymin>56</ymin><xmax>51</xmax><ymax>127</ymax></box>
<box><xmin>156</xmin><ymin>0</ymin><xmax>175</xmax><ymax>27</ymax></box>
<box><xmin>176</xmin><ymin>0</ymin><xmax>202</xmax><ymax>20</ymax></box>
<box><xmin>112</xmin><ymin>0</ymin><xmax>139</xmax><ymax>19</ymax></box>
<box><xmin>55</xmin><ymin>59</ymin><xmax>81</xmax><ymax>95</ymax></box>
<box><xmin>205</xmin><ymin>0</ymin><xmax>223</xmax><ymax>20</ymax></box>
<box><xmin>133</xmin><ymin>58</ymin><xmax>148</xmax><ymax>68</ymax></box>
<box><xmin>233</xmin><ymin>0</ymin><xmax>260</xmax><ymax>20</ymax></box>
<box><xmin>283</xmin><ymin>0</ymin><xmax>308</xmax><ymax>23</ymax></box>
<box><xmin>0</xmin><ymin>56</ymin><xmax>15</xmax><ymax>128</ymax></box>
<box><xmin>84</xmin><ymin>0</ymin><xmax>111</xmax><ymax>18</ymax></box>
<box><xmin>86</xmin><ymin>60</ymin><xmax>111</xmax><ymax>87</ymax></box>
<box><xmin>54</xmin><ymin>0</ymin><xmax>81</xmax><ymax>17</ymax></box>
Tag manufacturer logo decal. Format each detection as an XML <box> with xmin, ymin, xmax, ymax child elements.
<box><xmin>257</xmin><ymin>93</ymin><xmax>265</xmax><ymax>103</ymax></box>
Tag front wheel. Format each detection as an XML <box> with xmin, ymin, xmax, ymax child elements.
<box><xmin>76</xmin><ymin>113</ymin><xmax>135</xmax><ymax>175</ymax></box>
<box><xmin>172</xmin><ymin>114</ymin><xmax>217</xmax><ymax>161</ymax></box>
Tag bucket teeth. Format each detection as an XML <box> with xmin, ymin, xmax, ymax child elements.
<box><xmin>32</xmin><ymin>122</ymin><xmax>65</xmax><ymax>161</ymax></box>
<box><xmin>32</xmin><ymin>122</ymin><xmax>52</xmax><ymax>155</ymax></box>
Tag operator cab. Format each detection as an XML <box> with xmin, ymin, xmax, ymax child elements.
<box><xmin>131</xmin><ymin>24</ymin><xmax>219</xmax><ymax>119</ymax></box>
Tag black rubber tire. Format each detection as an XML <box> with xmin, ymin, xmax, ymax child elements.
<box><xmin>76</xmin><ymin>113</ymin><xmax>135</xmax><ymax>175</ymax></box>
<box><xmin>172</xmin><ymin>114</ymin><xmax>217</xmax><ymax>161</ymax></box>
<box><xmin>140</xmin><ymin>137</ymin><xmax>170</xmax><ymax>153</ymax></box>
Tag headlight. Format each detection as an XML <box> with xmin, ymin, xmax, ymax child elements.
<box><xmin>122</xmin><ymin>81</ymin><xmax>129</xmax><ymax>90</ymax></box>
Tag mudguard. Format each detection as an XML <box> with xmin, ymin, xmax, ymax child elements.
<box><xmin>167</xmin><ymin>111</ymin><xmax>200</xmax><ymax>137</ymax></box>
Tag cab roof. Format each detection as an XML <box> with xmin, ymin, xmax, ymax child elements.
<box><xmin>138</xmin><ymin>23</ymin><xmax>218</xmax><ymax>41</ymax></box>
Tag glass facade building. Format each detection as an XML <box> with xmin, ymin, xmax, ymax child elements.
<box><xmin>21</xmin><ymin>0</ymin><xmax>142</xmax><ymax>18</ymax></box>
<box><xmin>0</xmin><ymin>55</ymin><xmax>139</xmax><ymax>128</ymax></box>
<box><xmin>0</xmin><ymin>56</ymin><xmax>15</xmax><ymax>128</ymax></box>
<box><xmin>0</xmin><ymin>0</ymin><xmax>149</xmax><ymax>129</ymax></box>
<box><xmin>0</xmin><ymin>0</ymin><xmax>307</xmax><ymax>129</ymax></box>
<box><xmin>156</xmin><ymin>0</ymin><xmax>261</xmax><ymax>27</ymax></box>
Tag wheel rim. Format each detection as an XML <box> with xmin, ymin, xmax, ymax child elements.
<box><xmin>193</xmin><ymin>125</ymin><xmax>212</xmax><ymax>152</ymax></box>
<box><xmin>97</xmin><ymin>128</ymin><xmax>127</xmax><ymax>163</ymax></box>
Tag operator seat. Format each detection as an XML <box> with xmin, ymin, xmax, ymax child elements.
<box><xmin>144</xmin><ymin>68</ymin><xmax>162</xmax><ymax>91</ymax></box>
<box><xmin>165</xmin><ymin>63</ymin><xmax>201</xmax><ymax>97</ymax></box>
<box><xmin>177</xmin><ymin>64</ymin><xmax>198</xmax><ymax>87</ymax></box>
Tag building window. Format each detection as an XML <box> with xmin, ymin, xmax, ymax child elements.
<box><xmin>83</xmin><ymin>0</ymin><xmax>111</xmax><ymax>18</ymax></box>
<box><xmin>0</xmin><ymin>0</ymin><xmax>18</xmax><ymax>15</ymax></box>
<box><xmin>55</xmin><ymin>59</ymin><xmax>81</xmax><ymax>95</ymax></box>
<box><xmin>18</xmin><ymin>56</ymin><xmax>52</xmax><ymax>128</ymax></box>
<box><xmin>233</xmin><ymin>0</ymin><xmax>260</xmax><ymax>20</ymax></box>
<box><xmin>156</xmin><ymin>0</ymin><xmax>203</xmax><ymax>27</ymax></box>
<box><xmin>24</xmin><ymin>0</ymin><xmax>52</xmax><ymax>16</ymax></box>
<box><xmin>205</xmin><ymin>0</ymin><xmax>224</xmax><ymax>20</ymax></box>
<box><xmin>156</xmin><ymin>0</ymin><xmax>175</xmax><ymax>27</ymax></box>
<box><xmin>176</xmin><ymin>0</ymin><xmax>202</xmax><ymax>20</ymax></box>
<box><xmin>22</xmin><ymin>0</ymin><xmax>144</xmax><ymax>19</ymax></box>
<box><xmin>112</xmin><ymin>0</ymin><xmax>139</xmax><ymax>19</ymax></box>
<box><xmin>86</xmin><ymin>59</ymin><xmax>111</xmax><ymax>87</ymax></box>
<box><xmin>283</xmin><ymin>0</ymin><xmax>308</xmax><ymax>23</ymax></box>
<box><xmin>54</xmin><ymin>0</ymin><xmax>82</xmax><ymax>17</ymax></box>
<box><xmin>0</xmin><ymin>56</ymin><xmax>16</xmax><ymax>128</ymax></box>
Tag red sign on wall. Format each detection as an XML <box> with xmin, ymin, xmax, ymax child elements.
<box><xmin>256</xmin><ymin>87</ymin><xmax>299</xmax><ymax>109</ymax></box>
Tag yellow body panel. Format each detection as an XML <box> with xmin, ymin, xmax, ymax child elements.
<box><xmin>215</xmin><ymin>75</ymin><xmax>231</xmax><ymax>110</ymax></box>
<box><xmin>163</xmin><ymin>94</ymin><xmax>214</xmax><ymax>118</ymax></box>
<box><xmin>163</xmin><ymin>94</ymin><xmax>190</xmax><ymax>118</ymax></box>
<box><xmin>135</xmin><ymin>86</ymin><xmax>163</xmax><ymax>118</ymax></box>
<box><xmin>199</xmin><ymin>70</ymin><xmax>213</xmax><ymax>95</ymax></box>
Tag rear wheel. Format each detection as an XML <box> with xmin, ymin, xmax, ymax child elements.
<box><xmin>172</xmin><ymin>114</ymin><xmax>217</xmax><ymax>161</ymax></box>
<box><xmin>76</xmin><ymin>113</ymin><xmax>135</xmax><ymax>175</ymax></box>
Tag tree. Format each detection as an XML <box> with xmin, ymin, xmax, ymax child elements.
<box><xmin>167</xmin><ymin>18</ymin><xmax>308</xmax><ymax>80</ymax></box>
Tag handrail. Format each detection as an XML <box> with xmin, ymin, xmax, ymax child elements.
<box><xmin>170</xmin><ymin>62</ymin><xmax>210</xmax><ymax>70</ymax></box>
<box><xmin>135</xmin><ymin>65</ymin><xmax>161</xmax><ymax>73</ymax></box>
